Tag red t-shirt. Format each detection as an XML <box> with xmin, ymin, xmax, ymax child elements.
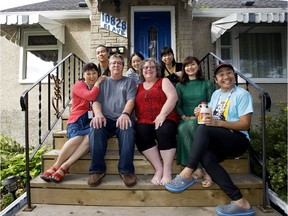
<box><xmin>135</xmin><ymin>78</ymin><xmax>178</xmax><ymax>124</ymax></box>
<box><xmin>67</xmin><ymin>80</ymin><xmax>100</xmax><ymax>124</ymax></box>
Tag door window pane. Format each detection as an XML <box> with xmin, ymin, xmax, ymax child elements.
<box><xmin>148</xmin><ymin>27</ymin><xmax>157</xmax><ymax>59</ymax></box>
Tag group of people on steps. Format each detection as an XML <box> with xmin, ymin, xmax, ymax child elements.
<box><xmin>40</xmin><ymin>45</ymin><xmax>255</xmax><ymax>216</ymax></box>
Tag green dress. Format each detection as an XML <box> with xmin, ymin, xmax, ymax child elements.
<box><xmin>175</xmin><ymin>79</ymin><xmax>214</xmax><ymax>166</ymax></box>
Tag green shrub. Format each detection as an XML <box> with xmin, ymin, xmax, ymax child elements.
<box><xmin>250</xmin><ymin>101</ymin><xmax>287</xmax><ymax>203</ymax></box>
<box><xmin>0</xmin><ymin>134</ymin><xmax>51</xmax><ymax>210</ymax></box>
<box><xmin>1</xmin><ymin>193</ymin><xmax>14</xmax><ymax>210</ymax></box>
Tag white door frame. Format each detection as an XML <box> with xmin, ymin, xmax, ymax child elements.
<box><xmin>130</xmin><ymin>6</ymin><xmax>176</xmax><ymax>57</ymax></box>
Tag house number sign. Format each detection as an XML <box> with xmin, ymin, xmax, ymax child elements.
<box><xmin>100</xmin><ymin>12</ymin><xmax>127</xmax><ymax>37</ymax></box>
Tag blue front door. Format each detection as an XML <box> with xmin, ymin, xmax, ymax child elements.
<box><xmin>134</xmin><ymin>11</ymin><xmax>171</xmax><ymax>61</ymax></box>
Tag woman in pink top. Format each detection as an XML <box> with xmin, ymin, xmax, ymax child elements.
<box><xmin>40</xmin><ymin>63</ymin><xmax>106</xmax><ymax>182</ymax></box>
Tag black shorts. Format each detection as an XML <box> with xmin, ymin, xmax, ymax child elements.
<box><xmin>136</xmin><ymin>120</ymin><xmax>177</xmax><ymax>152</ymax></box>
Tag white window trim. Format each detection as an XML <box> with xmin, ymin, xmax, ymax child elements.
<box><xmin>19</xmin><ymin>29</ymin><xmax>63</xmax><ymax>84</ymax></box>
<box><xmin>130</xmin><ymin>6</ymin><xmax>176</xmax><ymax>57</ymax></box>
<box><xmin>216</xmin><ymin>26</ymin><xmax>287</xmax><ymax>84</ymax></box>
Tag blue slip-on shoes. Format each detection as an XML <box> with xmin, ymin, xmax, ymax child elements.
<box><xmin>165</xmin><ymin>174</ymin><xmax>195</xmax><ymax>193</ymax></box>
<box><xmin>216</xmin><ymin>201</ymin><xmax>255</xmax><ymax>216</ymax></box>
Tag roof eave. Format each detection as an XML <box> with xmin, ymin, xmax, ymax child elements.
<box><xmin>193</xmin><ymin>8</ymin><xmax>287</xmax><ymax>17</ymax></box>
<box><xmin>0</xmin><ymin>10</ymin><xmax>90</xmax><ymax>20</ymax></box>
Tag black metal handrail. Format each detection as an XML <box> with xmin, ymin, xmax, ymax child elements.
<box><xmin>200</xmin><ymin>52</ymin><xmax>271</xmax><ymax>210</ymax></box>
<box><xmin>19</xmin><ymin>53</ymin><xmax>85</xmax><ymax>210</ymax></box>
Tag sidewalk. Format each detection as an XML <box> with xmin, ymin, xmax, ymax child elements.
<box><xmin>16</xmin><ymin>205</ymin><xmax>281</xmax><ymax>216</ymax></box>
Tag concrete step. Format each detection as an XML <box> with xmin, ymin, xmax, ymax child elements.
<box><xmin>16</xmin><ymin>204</ymin><xmax>281</xmax><ymax>216</ymax></box>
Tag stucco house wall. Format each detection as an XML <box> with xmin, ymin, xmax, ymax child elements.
<box><xmin>191</xmin><ymin>17</ymin><xmax>217</xmax><ymax>58</ymax></box>
<box><xmin>61</xmin><ymin>19</ymin><xmax>91</xmax><ymax>62</ymax></box>
<box><xmin>0</xmin><ymin>18</ymin><xmax>91</xmax><ymax>146</ymax></box>
<box><xmin>0</xmin><ymin>38</ymin><xmax>26</xmax><ymax>144</ymax></box>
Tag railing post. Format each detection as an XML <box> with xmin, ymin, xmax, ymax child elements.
<box><xmin>261</xmin><ymin>94</ymin><xmax>268</xmax><ymax>208</ymax></box>
<box><xmin>22</xmin><ymin>94</ymin><xmax>36</xmax><ymax>212</ymax></box>
<box><xmin>48</xmin><ymin>74</ymin><xmax>51</xmax><ymax>130</ymax></box>
<box><xmin>24</xmin><ymin>95</ymin><xmax>31</xmax><ymax>209</ymax></box>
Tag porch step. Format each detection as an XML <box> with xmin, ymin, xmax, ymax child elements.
<box><xmin>61</xmin><ymin>117</ymin><xmax>68</xmax><ymax>130</ymax></box>
<box><xmin>30</xmin><ymin>173</ymin><xmax>263</xmax><ymax>207</ymax></box>
<box><xmin>42</xmin><ymin>149</ymin><xmax>249</xmax><ymax>175</ymax></box>
<box><xmin>33</xmin><ymin>129</ymin><xmax>262</xmax><ymax>208</ymax></box>
<box><xmin>53</xmin><ymin>130</ymin><xmax>120</xmax><ymax>150</ymax></box>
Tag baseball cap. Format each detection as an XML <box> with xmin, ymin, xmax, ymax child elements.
<box><xmin>214</xmin><ymin>63</ymin><xmax>234</xmax><ymax>76</ymax></box>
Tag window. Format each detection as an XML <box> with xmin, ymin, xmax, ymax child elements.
<box><xmin>148</xmin><ymin>27</ymin><xmax>158</xmax><ymax>59</ymax></box>
<box><xmin>20</xmin><ymin>29</ymin><xmax>62</xmax><ymax>83</ymax></box>
<box><xmin>217</xmin><ymin>26</ymin><xmax>287</xmax><ymax>83</ymax></box>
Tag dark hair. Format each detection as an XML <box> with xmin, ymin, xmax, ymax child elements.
<box><xmin>180</xmin><ymin>56</ymin><xmax>205</xmax><ymax>83</ymax></box>
<box><xmin>83</xmin><ymin>62</ymin><xmax>100</xmax><ymax>76</ymax></box>
<box><xmin>160</xmin><ymin>46</ymin><xmax>176</xmax><ymax>66</ymax></box>
<box><xmin>160</xmin><ymin>46</ymin><xmax>177</xmax><ymax>77</ymax></box>
<box><xmin>128</xmin><ymin>52</ymin><xmax>144</xmax><ymax>70</ymax></box>
<box><xmin>95</xmin><ymin>44</ymin><xmax>109</xmax><ymax>52</ymax></box>
<box><xmin>139</xmin><ymin>58</ymin><xmax>162</xmax><ymax>80</ymax></box>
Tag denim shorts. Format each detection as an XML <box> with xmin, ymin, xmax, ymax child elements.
<box><xmin>67</xmin><ymin>112</ymin><xmax>91</xmax><ymax>139</ymax></box>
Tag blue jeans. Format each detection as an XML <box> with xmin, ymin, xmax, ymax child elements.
<box><xmin>89</xmin><ymin>118</ymin><xmax>136</xmax><ymax>174</ymax></box>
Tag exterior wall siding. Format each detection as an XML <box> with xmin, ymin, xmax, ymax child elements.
<box><xmin>0</xmin><ymin>37</ymin><xmax>26</xmax><ymax>145</ymax></box>
<box><xmin>0</xmin><ymin>19</ymin><xmax>91</xmax><ymax>147</ymax></box>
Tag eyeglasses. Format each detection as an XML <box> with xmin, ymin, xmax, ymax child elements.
<box><xmin>143</xmin><ymin>66</ymin><xmax>156</xmax><ymax>70</ymax></box>
<box><xmin>110</xmin><ymin>61</ymin><xmax>124</xmax><ymax>65</ymax></box>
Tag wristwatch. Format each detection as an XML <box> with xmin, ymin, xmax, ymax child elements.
<box><xmin>122</xmin><ymin>112</ymin><xmax>130</xmax><ymax>116</ymax></box>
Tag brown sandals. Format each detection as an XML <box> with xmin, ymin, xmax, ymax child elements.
<box><xmin>192</xmin><ymin>168</ymin><xmax>204</xmax><ymax>180</ymax></box>
<box><xmin>191</xmin><ymin>168</ymin><xmax>213</xmax><ymax>188</ymax></box>
<box><xmin>201</xmin><ymin>169</ymin><xmax>213</xmax><ymax>188</ymax></box>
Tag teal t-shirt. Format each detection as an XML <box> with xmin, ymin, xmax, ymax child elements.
<box><xmin>209</xmin><ymin>85</ymin><xmax>253</xmax><ymax>140</ymax></box>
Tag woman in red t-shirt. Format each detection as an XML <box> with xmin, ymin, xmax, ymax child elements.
<box><xmin>135</xmin><ymin>58</ymin><xmax>178</xmax><ymax>185</ymax></box>
<box><xmin>40</xmin><ymin>63</ymin><xmax>106</xmax><ymax>183</ymax></box>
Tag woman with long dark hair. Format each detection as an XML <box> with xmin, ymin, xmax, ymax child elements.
<box><xmin>160</xmin><ymin>46</ymin><xmax>182</xmax><ymax>86</ymax></box>
<box><xmin>175</xmin><ymin>56</ymin><xmax>214</xmax><ymax>187</ymax></box>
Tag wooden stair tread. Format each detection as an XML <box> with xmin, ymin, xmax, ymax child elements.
<box><xmin>42</xmin><ymin>150</ymin><xmax>249</xmax><ymax>175</ymax></box>
<box><xmin>30</xmin><ymin>173</ymin><xmax>263</xmax><ymax>206</ymax></box>
<box><xmin>53</xmin><ymin>130</ymin><xmax>67</xmax><ymax>136</ymax></box>
<box><xmin>31</xmin><ymin>173</ymin><xmax>262</xmax><ymax>190</ymax></box>
<box><xmin>43</xmin><ymin>149</ymin><xmax>248</xmax><ymax>160</ymax></box>
<box><xmin>43</xmin><ymin>149</ymin><xmax>144</xmax><ymax>160</ymax></box>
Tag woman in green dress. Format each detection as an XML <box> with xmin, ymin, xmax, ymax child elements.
<box><xmin>175</xmin><ymin>56</ymin><xmax>214</xmax><ymax>187</ymax></box>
